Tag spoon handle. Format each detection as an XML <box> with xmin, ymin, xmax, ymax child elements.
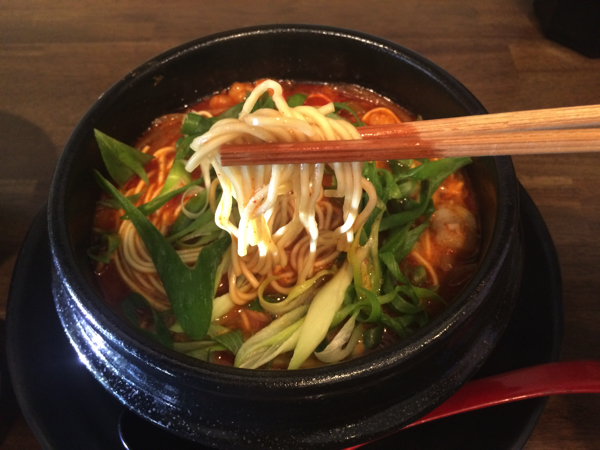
<box><xmin>346</xmin><ymin>360</ymin><xmax>600</xmax><ymax>450</ymax></box>
<box><xmin>408</xmin><ymin>360</ymin><xmax>600</xmax><ymax>428</ymax></box>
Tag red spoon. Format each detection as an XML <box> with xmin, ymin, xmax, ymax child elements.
<box><xmin>346</xmin><ymin>360</ymin><xmax>600</xmax><ymax>449</ymax></box>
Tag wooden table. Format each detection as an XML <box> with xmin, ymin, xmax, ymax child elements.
<box><xmin>1</xmin><ymin>1</ymin><xmax>599</xmax><ymax>448</ymax></box>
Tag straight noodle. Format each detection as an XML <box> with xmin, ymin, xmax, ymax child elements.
<box><xmin>186</xmin><ymin>80</ymin><xmax>370</xmax><ymax>272</ymax></box>
<box><xmin>91</xmin><ymin>80</ymin><xmax>480</xmax><ymax>370</ymax></box>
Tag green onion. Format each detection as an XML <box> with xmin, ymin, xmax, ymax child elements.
<box><xmin>121</xmin><ymin>178</ymin><xmax>203</xmax><ymax>219</ymax></box>
<box><xmin>94</xmin><ymin>170</ymin><xmax>231</xmax><ymax>340</ymax></box>
<box><xmin>410</xmin><ymin>265</ymin><xmax>428</xmax><ymax>286</ymax></box>
<box><xmin>87</xmin><ymin>232</ymin><xmax>120</xmax><ymax>264</ymax></box>
<box><xmin>288</xmin><ymin>263</ymin><xmax>354</xmax><ymax>369</ymax></box>
<box><xmin>362</xmin><ymin>324</ymin><xmax>384</xmax><ymax>350</ymax></box>
<box><xmin>187</xmin><ymin>344</ymin><xmax>227</xmax><ymax>362</ymax></box>
<box><xmin>173</xmin><ymin>340</ymin><xmax>216</xmax><ymax>352</ymax></box>
<box><xmin>333</xmin><ymin>102</ymin><xmax>366</xmax><ymax>127</ymax></box>
<box><xmin>169</xmin><ymin>188</ymin><xmax>208</xmax><ymax>235</ymax></box>
<box><xmin>395</xmin><ymin>157</ymin><xmax>472</xmax><ymax>189</ymax></box>
<box><xmin>257</xmin><ymin>269</ymin><xmax>333</xmax><ymax>315</ymax></box>
<box><xmin>252</xmin><ymin>91</ymin><xmax>275</xmax><ymax>111</ymax></box>
<box><xmin>94</xmin><ymin>129</ymin><xmax>154</xmax><ymax>188</ymax></box>
<box><xmin>235</xmin><ymin>305</ymin><xmax>310</xmax><ymax>369</ymax></box>
<box><xmin>355</xmin><ymin>287</ymin><xmax>382</xmax><ymax>323</ymax></box>
<box><xmin>211</xmin><ymin>292</ymin><xmax>235</xmax><ymax>320</ymax></box>
<box><xmin>349</xmin><ymin>210</ymin><xmax>383</xmax><ymax>296</ymax></box>
<box><xmin>159</xmin><ymin>159</ymin><xmax>192</xmax><ymax>195</ymax></box>
<box><xmin>121</xmin><ymin>292</ymin><xmax>173</xmax><ymax>348</ymax></box>
<box><xmin>314</xmin><ymin>313</ymin><xmax>362</xmax><ymax>363</ymax></box>
<box><xmin>287</xmin><ymin>93</ymin><xmax>307</xmax><ymax>107</ymax></box>
<box><xmin>167</xmin><ymin>208</ymin><xmax>216</xmax><ymax>244</ymax></box>
<box><xmin>213</xmin><ymin>329</ymin><xmax>244</xmax><ymax>355</ymax></box>
<box><xmin>98</xmin><ymin>191</ymin><xmax>144</xmax><ymax>209</ymax></box>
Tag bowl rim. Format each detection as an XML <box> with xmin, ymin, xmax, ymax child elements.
<box><xmin>48</xmin><ymin>23</ymin><xmax>519</xmax><ymax>389</ymax></box>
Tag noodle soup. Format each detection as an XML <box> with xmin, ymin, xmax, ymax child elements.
<box><xmin>50</xmin><ymin>27</ymin><xmax>523</xmax><ymax>448</ymax></box>
<box><xmin>90</xmin><ymin>80</ymin><xmax>480</xmax><ymax>370</ymax></box>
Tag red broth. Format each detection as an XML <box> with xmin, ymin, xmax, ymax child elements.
<box><xmin>91</xmin><ymin>81</ymin><xmax>480</xmax><ymax>369</ymax></box>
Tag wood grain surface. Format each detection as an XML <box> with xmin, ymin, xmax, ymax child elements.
<box><xmin>1</xmin><ymin>0</ymin><xmax>599</xmax><ymax>449</ymax></box>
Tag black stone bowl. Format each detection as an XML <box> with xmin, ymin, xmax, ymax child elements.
<box><xmin>48</xmin><ymin>24</ymin><xmax>522</xmax><ymax>450</ymax></box>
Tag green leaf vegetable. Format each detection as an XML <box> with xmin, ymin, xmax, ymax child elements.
<box><xmin>94</xmin><ymin>129</ymin><xmax>154</xmax><ymax>188</ymax></box>
<box><xmin>213</xmin><ymin>329</ymin><xmax>244</xmax><ymax>355</ymax></box>
<box><xmin>166</xmin><ymin>91</ymin><xmax>278</xmax><ymax>194</ymax></box>
<box><xmin>333</xmin><ymin>102</ymin><xmax>366</xmax><ymax>127</ymax></box>
<box><xmin>121</xmin><ymin>177</ymin><xmax>204</xmax><ymax>219</ymax></box>
<box><xmin>288</xmin><ymin>263</ymin><xmax>354</xmax><ymax>369</ymax></box>
<box><xmin>286</xmin><ymin>93</ymin><xmax>307</xmax><ymax>107</ymax></box>
<box><xmin>87</xmin><ymin>231</ymin><xmax>121</xmax><ymax>264</ymax></box>
<box><xmin>235</xmin><ymin>305</ymin><xmax>310</xmax><ymax>369</ymax></box>
<box><xmin>90</xmin><ymin>86</ymin><xmax>474</xmax><ymax>369</ymax></box>
<box><xmin>94</xmin><ymin>170</ymin><xmax>230</xmax><ymax>340</ymax></box>
<box><xmin>121</xmin><ymin>292</ymin><xmax>173</xmax><ymax>348</ymax></box>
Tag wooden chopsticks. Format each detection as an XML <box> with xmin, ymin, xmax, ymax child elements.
<box><xmin>219</xmin><ymin>104</ymin><xmax>600</xmax><ymax>166</ymax></box>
